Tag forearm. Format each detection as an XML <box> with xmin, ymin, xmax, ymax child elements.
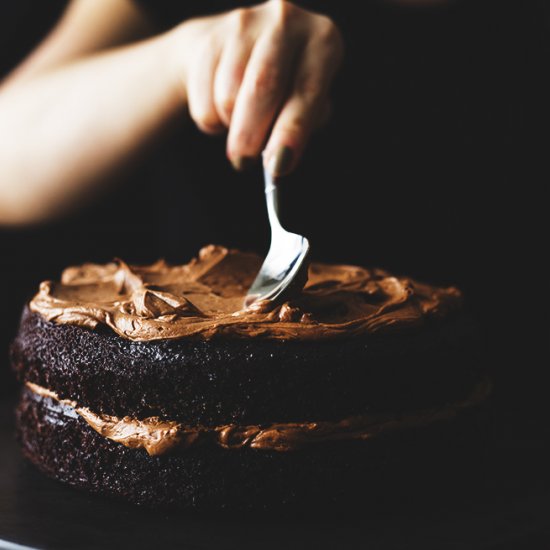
<box><xmin>0</xmin><ymin>29</ymin><xmax>185</xmax><ymax>225</ymax></box>
<box><xmin>0</xmin><ymin>0</ymin><xmax>345</xmax><ymax>226</ymax></box>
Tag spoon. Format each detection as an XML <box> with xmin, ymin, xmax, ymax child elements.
<box><xmin>245</xmin><ymin>163</ymin><xmax>310</xmax><ymax>307</ymax></box>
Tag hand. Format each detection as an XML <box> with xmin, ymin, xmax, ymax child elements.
<box><xmin>172</xmin><ymin>0</ymin><xmax>344</xmax><ymax>176</ymax></box>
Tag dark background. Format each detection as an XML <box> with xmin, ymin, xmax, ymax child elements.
<box><xmin>0</xmin><ymin>0</ymin><xmax>548</xmax><ymax>433</ymax></box>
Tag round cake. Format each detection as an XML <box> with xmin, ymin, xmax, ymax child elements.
<box><xmin>11</xmin><ymin>245</ymin><xmax>490</xmax><ymax>509</ymax></box>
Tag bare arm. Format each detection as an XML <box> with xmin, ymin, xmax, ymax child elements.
<box><xmin>0</xmin><ymin>33</ymin><xmax>185</xmax><ymax>224</ymax></box>
<box><xmin>0</xmin><ymin>0</ymin><xmax>167</xmax><ymax>224</ymax></box>
<box><xmin>2</xmin><ymin>0</ymin><xmax>153</xmax><ymax>87</ymax></box>
<box><xmin>0</xmin><ymin>0</ymin><xmax>344</xmax><ymax>225</ymax></box>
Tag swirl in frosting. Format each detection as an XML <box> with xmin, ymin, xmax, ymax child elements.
<box><xmin>29</xmin><ymin>244</ymin><xmax>462</xmax><ymax>341</ymax></box>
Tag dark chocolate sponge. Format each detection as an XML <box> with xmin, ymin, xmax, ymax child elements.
<box><xmin>16</xmin><ymin>386</ymin><xmax>490</xmax><ymax>511</ymax></box>
<box><xmin>11</xmin><ymin>307</ymin><xmax>483</xmax><ymax>426</ymax></box>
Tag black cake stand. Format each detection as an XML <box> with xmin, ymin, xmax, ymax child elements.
<box><xmin>1</xmin><ymin>388</ymin><xmax>549</xmax><ymax>550</ymax></box>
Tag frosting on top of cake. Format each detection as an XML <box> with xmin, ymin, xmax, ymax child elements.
<box><xmin>29</xmin><ymin>244</ymin><xmax>462</xmax><ymax>341</ymax></box>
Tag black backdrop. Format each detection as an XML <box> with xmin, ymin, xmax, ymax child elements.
<box><xmin>0</xmin><ymin>0</ymin><xmax>548</xmax><ymax>440</ymax></box>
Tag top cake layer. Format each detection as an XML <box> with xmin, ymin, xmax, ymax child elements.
<box><xmin>29</xmin><ymin>245</ymin><xmax>462</xmax><ymax>342</ymax></box>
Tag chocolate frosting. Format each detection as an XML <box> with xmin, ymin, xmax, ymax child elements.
<box><xmin>26</xmin><ymin>381</ymin><xmax>491</xmax><ymax>455</ymax></box>
<box><xmin>29</xmin><ymin>245</ymin><xmax>462</xmax><ymax>341</ymax></box>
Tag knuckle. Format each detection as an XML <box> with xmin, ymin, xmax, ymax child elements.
<box><xmin>190</xmin><ymin>106</ymin><xmax>222</xmax><ymax>133</ymax></box>
<box><xmin>296</xmin><ymin>74</ymin><xmax>324</xmax><ymax>99</ymax></box>
<box><xmin>230</xmin><ymin>128</ymin><xmax>258</xmax><ymax>152</ymax></box>
<box><xmin>216</xmin><ymin>95</ymin><xmax>235</xmax><ymax>121</ymax></box>
<box><xmin>249</xmin><ymin>66</ymin><xmax>280</xmax><ymax>96</ymax></box>
<box><xmin>199</xmin><ymin>122</ymin><xmax>224</xmax><ymax>135</ymax></box>
<box><xmin>270</xmin><ymin>0</ymin><xmax>299</xmax><ymax>29</ymax></box>
<box><xmin>278</xmin><ymin>120</ymin><xmax>304</xmax><ymax>139</ymax></box>
<box><xmin>230</xmin><ymin>7</ymin><xmax>252</xmax><ymax>34</ymax></box>
<box><xmin>194</xmin><ymin>37</ymin><xmax>218</xmax><ymax>67</ymax></box>
<box><xmin>315</xmin><ymin>15</ymin><xmax>343</xmax><ymax>49</ymax></box>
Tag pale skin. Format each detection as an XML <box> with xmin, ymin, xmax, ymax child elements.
<box><xmin>0</xmin><ymin>0</ymin><xmax>343</xmax><ymax>225</ymax></box>
<box><xmin>0</xmin><ymin>0</ymin><xmax>440</xmax><ymax>225</ymax></box>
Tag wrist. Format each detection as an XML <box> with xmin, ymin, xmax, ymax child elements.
<box><xmin>162</xmin><ymin>22</ymin><xmax>194</xmax><ymax>107</ymax></box>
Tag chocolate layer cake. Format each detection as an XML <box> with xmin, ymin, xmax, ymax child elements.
<box><xmin>11</xmin><ymin>245</ymin><xmax>490</xmax><ymax>509</ymax></box>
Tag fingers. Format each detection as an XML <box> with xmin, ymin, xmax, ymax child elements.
<box><xmin>264</xmin><ymin>16</ymin><xmax>343</xmax><ymax>176</ymax></box>
<box><xmin>186</xmin><ymin>29</ymin><xmax>225</xmax><ymax>135</ymax></box>
<box><xmin>226</xmin><ymin>5</ymin><xmax>304</xmax><ymax>169</ymax></box>
<box><xmin>213</xmin><ymin>9</ymin><xmax>256</xmax><ymax>127</ymax></box>
<box><xmin>182</xmin><ymin>1</ymin><xmax>344</xmax><ymax>176</ymax></box>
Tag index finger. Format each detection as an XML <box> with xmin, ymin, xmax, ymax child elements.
<box><xmin>226</xmin><ymin>21</ymin><xmax>303</xmax><ymax>167</ymax></box>
<box><xmin>264</xmin><ymin>17</ymin><xmax>343</xmax><ymax>176</ymax></box>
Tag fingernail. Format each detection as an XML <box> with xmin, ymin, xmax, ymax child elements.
<box><xmin>268</xmin><ymin>146</ymin><xmax>294</xmax><ymax>177</ymax></box>
<box><xmin>231</xmin><ymin>156</ymin><xmax>257</xmax><ymax>172</ymax></box>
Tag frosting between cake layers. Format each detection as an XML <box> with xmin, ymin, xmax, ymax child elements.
<box><xmin>26</xmin><ymin>380</ymin><xmax>491</xmax><ymax>456</ymax></box>
<box><xmin>29</xmin><ymin>245</ymin><xmax>462</xmax><ymax>341</ymax></box>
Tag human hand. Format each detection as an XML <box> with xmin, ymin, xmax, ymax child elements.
<box><xmin>171</xmin><ymin>0</ymin><xmax>344</xmax><ymax>176</ymax></box>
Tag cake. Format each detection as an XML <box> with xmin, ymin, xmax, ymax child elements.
<box><xmin>11</xmin><ymin>245</ymin><xmax>490</xmax><ymax>509</ymax></box>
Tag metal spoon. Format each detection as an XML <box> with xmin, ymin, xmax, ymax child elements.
<box><xmin>245</xmin><ymin>165</ymin><xmax>310</xmax><ymax>307</ymax></box>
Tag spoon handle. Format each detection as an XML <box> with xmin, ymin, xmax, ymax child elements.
<box><xmin>264</xmin><ymin>166</ymin><xmax>282</xmax><ymax>231</ymax></box>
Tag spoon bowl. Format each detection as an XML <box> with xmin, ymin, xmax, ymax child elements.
<box><xmin>245</xmin><ymin>167</ymin><xmax>310</xmax><ymax>306</ymax></box>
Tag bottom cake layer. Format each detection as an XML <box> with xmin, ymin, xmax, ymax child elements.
<box><xmin>16</xmin><ymin>383</ymin><xmax>492</xmax><ymax>510</ymax></box>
